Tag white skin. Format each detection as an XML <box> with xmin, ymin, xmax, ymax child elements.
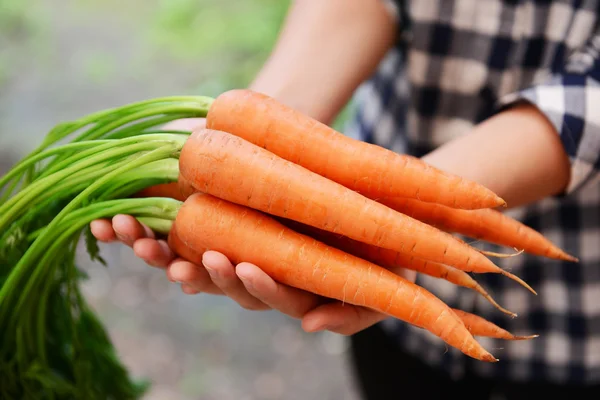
<box><xmin>91</xmin><ymin>0</ymin><xmax>571</xmax><ymax>335</ymax></box>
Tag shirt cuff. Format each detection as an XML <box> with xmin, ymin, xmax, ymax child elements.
<box><xmin>498</xmin><ymin>72</ymin><xmax>600</xmax><ymax>195</ymax></box>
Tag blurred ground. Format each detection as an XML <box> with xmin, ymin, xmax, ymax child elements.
<box><xmin>0</xmin><ymin>1</ymin><xmax>361</xmax><ymax>399</ymax></box>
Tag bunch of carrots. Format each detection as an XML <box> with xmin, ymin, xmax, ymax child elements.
<box><xmin>0</xmin><ymin>89</ymin><xmax>577</xmax><ymax>399</ymax></box>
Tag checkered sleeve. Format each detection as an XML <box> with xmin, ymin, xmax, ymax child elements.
<box><xmin>499</xmin><ymin>31</ymin><xmax>600</xmax><ymax>195</ymax></box>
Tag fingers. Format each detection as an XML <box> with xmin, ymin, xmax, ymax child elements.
<box><xmin>166</xmin><ymin>258</ymin><xmax>224</xmax><ymax>295</ymax></box>
<box><xmin>200</xmin><ymin>251</ymin><xmax>271</xmax><ymax>311</ymax></box>
<box><xmin>235</xmin><ymin>262</ymin><xmax>322</xmax><ymax>318</ymax></box>
<box><xmin>133</xmin><ymin>238</ymin><xmax>176</xmax><ymax>269</ymax></box>
<box><xmin>111</xmin><ymin>214</ymin><xmax>155</xmax><ymax>246</ymax></box>
<box><xmin>301</xmin><ymin>301</ymin><xmax>387</xmax><ymax>336</ymax></box>
<box><xmin>90</xmin><ymin>219</ymin><xmax>117</xmax><ymax>242</ymax></box>
<box><xmin>162</xmin><ymin>118</ymin><xmax>206</xmax><ymax>132</ymax></box>
<box><xmin>91</xmin><ymin>214</ymin><xmax>155</xmax><ymax>245</ymax></box>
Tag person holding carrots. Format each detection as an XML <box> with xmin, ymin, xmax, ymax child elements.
<box><xmin>91</xmin><ymin>0</ymin><xmax>600</xmax><ymax>398</ymax></box>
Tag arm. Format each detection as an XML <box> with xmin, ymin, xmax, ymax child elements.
<box><xmin>249</xmin><ymin>0</ymin><xmax>398</xmax><ymax>124</ymax></box>
<box><xmin>422</xmin><ymin>102</ymin><xmax>572</xmax><ymax>209</ymax></box>
<box><xmin>424</xmin><ymin>31</ymin><xmax>600</xmax><ymax>209</ymax></box>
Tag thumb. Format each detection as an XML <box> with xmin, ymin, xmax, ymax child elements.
<box><xmin>301</xmin><ymin>301</ymin><xmax>387</xmax><ymax>336</ymax></box>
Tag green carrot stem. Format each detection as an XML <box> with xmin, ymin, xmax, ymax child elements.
<box><xmin>11</xmin><ymin>96</ymin><xmax>211</xmax><ymax>187</ymax></box>
<box><xmin>41</xmin><ymin>99</ymin><xmax>212</xmax><ymax>174</ymax></box>
<box><xmin>3</xmin><ymin>197</ymin><xmax>181</xmax><ymax>398</ymax></box>
<box><xmin>97</xmin><ymin>158</ymin><xmax>180</xmax><ymax>198</ymax></box>
<box><xmin>38</xmin><ymin>96</ymin><xmax>209</xmax><ymax>149</ymax></box>
<box><xmin>24</xmin><ymin>159</ymin><xmax>181</xmax><ymax>242</ymax></box>
<box><xmin>102</xmin><ymin>116</ymin><xmax>193</xmax><ymax>140</ymax></box>
<box><xmin>136</xmin><ymin>217</ymin><xmax>175</xmax><ymax>235</ymax></box>
<box><xmin>35</xmin><ymin>133</ymin><xmax>186</xmax><ymax>180</ymax></box>
<box><xmin>29</xmin><ymin>199</ymin><xmax>181</xmax><ymax>357</ymax></box>
<box><xmin>0</xmin><ymin>136</ymin><xmax>185</xmax><ymax>230</ymax></box>
<box><xmin>74</xmin><ymin>103</ymin><xmax>207</xmax><ymax>142</ymax></box>
<box><xmin>0</xmin><ymin>145</ymin><xmax>182</xmax><ymax>317</ymax></box>
<box><xmin>0</xmin><ymin>141</ymin><xmax>111</xmax><ymax>200</ymax></box>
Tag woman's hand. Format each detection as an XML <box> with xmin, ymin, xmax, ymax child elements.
<box><xmin>91</xmin><ymin>213</ymin><xmax>416</xmax><ymax>335</ymax></box>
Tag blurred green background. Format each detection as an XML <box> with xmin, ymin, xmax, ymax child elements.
<box><xmin>0</xmin><ymin>0</ymin><xmax>360</xmax><ymax>399</ymax></box>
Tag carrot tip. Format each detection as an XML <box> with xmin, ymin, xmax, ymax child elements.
<box><xmin>563</xmin><ymin>254</ymin><xmax>580</xmax><ymax>263</ymax></box>
<box><xmin>500</xmin><ymin>270</ymin><xmax>537</xmax><ymax>295</ymax></box>
<box><xmin>483</xmin><ymin>354</ymin><xmax>500</xmax><ymax>362</ymax></box>
<box><xmin>479</xmin><ymin>290</ymin><xmax>517</xmax><ymax>318</ymax></box>
<box><xmin>511</xmin><ymin>334</ymin><xmax>539</xmax><ymax>340</ymax></box>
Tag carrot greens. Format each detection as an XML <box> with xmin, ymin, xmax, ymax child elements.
<box><xmin>0</xmin><ymin>96</ymin><xmax>211</xmax><ymax>399</ymax></box>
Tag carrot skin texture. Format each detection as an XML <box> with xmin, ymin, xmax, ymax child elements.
<box><xmin>173</xmin><ymin>193</ymin><xmax>498</xmax><ymax>362</ymax></box>
<box><xmin>167</xmin><ymin>220</ymin><xmax>206</xmax><ymax>264</ymax></box>
<box><xmin>178</xmin><ymin>129</ymin><xmax>521</xmax><ymax>285</ymax></box>
<box><xmin>452</xmin><ymin>309</ymin><xmax>538</xmax><ymax>340</ymax></box>
<box><xmin>205</xmin><ymin>89</ymin><xmax>505</xmax><ymax>210</ymax></box>
<box><xmin>380</xmin><ymin>197</ymin><xmax>578</xmax><ymax>262</ymax></box>
<box><xmin>279</xmin><ymin>219</ymin><xmax>517</xmax><ymax>317</ymax></box>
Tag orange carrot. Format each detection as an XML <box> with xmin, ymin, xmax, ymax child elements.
<box><xmin>135</xmin><ymin>182</ymin><xmax>187</xmax><ymax>202</ymax></box>
<box><xmin>452</xmin><ymin>309</ymin><xmax>538</xmax><ymax>340</ymax></box>
<box><xmin>167</xmin><ymin>219</ymin><xmax>206</xmax><ymax>263</ymax></box>
<box><xmin>205</xmin><ymin>89</ymin><xmax>505</xmax><ymax>210</ymax></box>
<box><xmin>178</xmin><ymin>128</ymin><xmax>535</xmax><ymax>294</ymax></box>
<box><xmin>172</xmin><ymin>192</ymin><xmax>498</xmax><ymax>362</ymax></box>
<box><xmin>136</xmin><ymin>184</ymin><xmax>515</xmax><ymax>316</ymax></box>
<box><xmin>380</xmin><ymin>197</ymin><xmax>578</xmax><ymax>262</ymax></box>
<box><xmin>278</xmin><ymin>219</ymin><xmax>516</xmax><ymax>317</ymax></box>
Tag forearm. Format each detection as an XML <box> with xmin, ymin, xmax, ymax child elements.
<box><xmin>249</xmin><ymin>0</ymin><xmax>397</xmax><ymax>125</ymax></box>
<box><xmin>422</xmin><ymin>103</ymin><xmax>571</xmax><ymax>209</ymax></box>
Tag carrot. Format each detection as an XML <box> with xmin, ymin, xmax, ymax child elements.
<box><xmin>205</xmin><ymin>89</ymin><xmax>505</xmax><ymax>210</ymax></box>
<box><xmin>380</xmin><ymin>197</ymin><xmax>578</xmax><ymax>262</ymax></box>
<box><xmin>277</xmin><ymin>219</ymin><xmax>517</xmax><ymax>317</ymax></box>
<box><xmin>167</xmin><ymin>220</ymin><xmax>205</xmax><ymax>263</ymax></box>
<box><xmin>173</xmin><ymin>192</ymin><xmax>498</xmax><ymax>362</ymax></box>
<box><xmin>452</xmin><ymin>309</ymin><xmax>538</xmax><ymax>340</ymax></box>
<box><xmin>139</xmin><ymin>184</ymin><xmax>516</xmax><ymax>317</ymax></box>
<box><xmin>178</xmin><ymin>128</ymin><xmax>535</xmax><ymax>294</ymax></box>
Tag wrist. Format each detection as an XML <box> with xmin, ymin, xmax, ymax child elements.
<box><xmin>422</xmin><ymin>102</ymin><xmax>571</xmax><ymax>209</ymax></box>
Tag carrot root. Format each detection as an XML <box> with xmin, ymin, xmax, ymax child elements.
<box><xmin>499</xmin><ymin>269</ymin><xmax>537</xmax><ymax>295</ymax></box>
<box><xmin>478</xmin><ymin>248</ymin><xmax>525</xmax><ymax>258</ymax></box>
<box><xmin>380</xmin><ymin>197</ymin><xmax>578</xmax><ymax>262</ymax></box>
<box><xmin>470</xmin><ymin>282</ymin><xmax>517</xmax><ymax>318</ymax></box>
<box><xmin>453</xmin><ymin>309</ymin><xmax>538</xmax><ymax>340</ymax></box>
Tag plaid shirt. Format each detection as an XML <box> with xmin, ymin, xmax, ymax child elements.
<box><xmin>345</xmin><ymin>0</ymin><xmax>600</xmax><ymax>385</ymax></box>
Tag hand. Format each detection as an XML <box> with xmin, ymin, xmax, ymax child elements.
<box><xmin>90</xmin><ymin>116</ymin><xmax>417</xmax><ymax>335</ymax></box>
<box><xmin>91</xmin><ymin>213</ymin><xmax>416</xmax><ymax>334</ymax></box>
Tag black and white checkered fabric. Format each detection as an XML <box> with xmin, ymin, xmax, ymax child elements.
<box><xmin>345</xmin><ymin>0</ymin><xmax>600</xmax><ymax>384</ymax></box>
